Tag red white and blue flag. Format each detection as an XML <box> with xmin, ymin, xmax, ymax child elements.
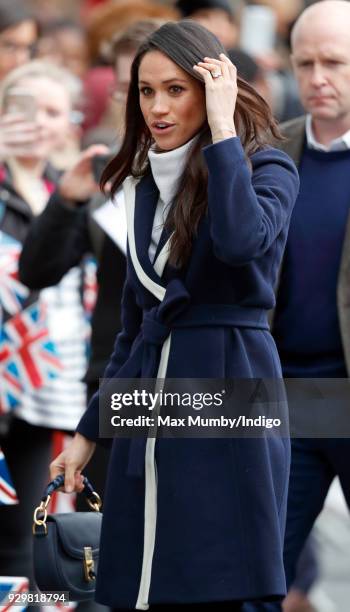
<box><xmin>0</xmin><ymin>449</ymin><xmax>18</xmax><ymax>505</ymax></box>
<box><xmin>82</xmin><ymin>255</ymin><xmax>98</xmax><ymax>319</ymax></box>
<box><xmin>0</xmin><ymin>576</ymin><xmax>29</xmax><ymax>611</ymax></box>
<box><xmin>0</xmin><ymin>303</ymin><xmax>62</xmax><ymax>414</ymax></box>
<box><xmin>0</xmin><ymin>231</ymin><xmax>29</xmax><ymax>316</ymax></box>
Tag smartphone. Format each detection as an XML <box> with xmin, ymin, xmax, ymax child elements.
<box><xmin>91</xmin><ymin>153</ymin><xmax>113</xmax><ymax>183</ymax></box>
<box><xmin>3</xmin><ymin>88</ymin><xmax>37</xmax><ymax>120</ymax></box>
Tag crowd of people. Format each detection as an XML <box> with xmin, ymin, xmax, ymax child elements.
<box><xmin>0</xmin><ymin>1</ymin><xmax>349</xmax><ymax>611</ymax></box>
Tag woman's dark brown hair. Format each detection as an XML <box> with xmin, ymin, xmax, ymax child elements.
<box><xmin>101</xmin><ymin>20</ymin><xmax>281</xmax><ymax>267</ymax></box>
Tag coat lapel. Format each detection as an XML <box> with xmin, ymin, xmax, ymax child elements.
<box><xmin>123</xmin><ymin>174</ymin><xmax>168</xmax><ymax>301</ymax></box>
<box><xmin>124</xmin><ymin>172</ymin><xmax>173</xmax><ymax>287</ymax></box>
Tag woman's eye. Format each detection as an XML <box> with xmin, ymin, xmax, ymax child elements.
<box><xmin>140</xmin><ymin>87</ymin><xmax>152</xmax><ymax>96</ymax></box>
<box><xmin>169</xmin><ymin>85</ymin><xmax>183</xmax><ymax>94</ymax></box>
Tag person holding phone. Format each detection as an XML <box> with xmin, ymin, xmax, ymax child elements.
<box><xmin>0</xmin><ymin>0</ymin><xmax>39</xmax><ymax>160</ymax></box>
<box><xmin>49</xmin><ymin>21</ymin><xmax>299</xmax><ymax>610</ymax></box>
<box><xmin>0</xmin><ymin>60</ymin><xmax>91</xmax><ymax>588</ymax></box>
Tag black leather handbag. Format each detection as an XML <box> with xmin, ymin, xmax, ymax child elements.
<box><xmin>33</xmin><ymin>474</ymin><xmax>102</xmax><ymax>601</ymax></box>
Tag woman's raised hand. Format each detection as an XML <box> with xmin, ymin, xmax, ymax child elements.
<box><xmin>49</xmin><ymin>432</ymin><xmax>96</xmax><ymax>493</ymax></box>
<box><xmin>58</xmin><ymin>144</ymin><xmax>110</xmax><ymax>204</ymax></box>
<box><xmin>193</xmin><ymin>53</ymin><xmax>237</xmax><ymax>143</ymax></box>
<box><xmin>0</xmin><ymin>113</ymin><xmax>41</xmax><ymax>159</ymax></box>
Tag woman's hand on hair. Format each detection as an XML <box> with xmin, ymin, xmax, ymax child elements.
<box><xmin>193</xmin><ymin>53</ymin><xmax>237</xmax><ymax>144</ymax></box>
<box><xmin>58</xmin><ymin>144</ymin><xmax>110</xmax><ymax>204</ymax></box>
<box><xmin>0</xmin><ymin>113</ymin><xmax>41</xmax><ymax>159</ymax></box>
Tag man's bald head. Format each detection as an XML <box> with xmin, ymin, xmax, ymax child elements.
<box><xmin>290</xmin><ymin>0</ymin><xmax>350</xmax><ymax>129</ymax></box>
<box><xmin>291</xmin><ymin>1</ymin><xmax>350</xmax><ymax>50</ymax></box>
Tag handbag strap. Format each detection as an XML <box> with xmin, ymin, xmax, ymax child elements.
<box><xmin>42</xmin><ymin>474</ymin><xmax>96</xmax><ymax>500</ymax></box>
<box><xmin>33</xmin><ymin>474</ymin><xmax>102</xmax><ymax>535</ymax></box>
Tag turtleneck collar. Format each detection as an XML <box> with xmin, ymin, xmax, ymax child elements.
<box><xmin>147</xmin><ymin>135</ymin><xmax>197</xmax><ymax>205</ymax></box>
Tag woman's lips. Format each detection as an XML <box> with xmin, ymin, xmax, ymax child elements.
<box><xmin>151</xmin><ymin>122</ymin><xmax>175</xmax><ymax>135</ymax></box>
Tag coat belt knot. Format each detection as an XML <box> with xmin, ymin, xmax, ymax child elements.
<box><xmin>142</xmin><ymin>313</ymin><xmax>169</xmax><ymax>346</ymax></box>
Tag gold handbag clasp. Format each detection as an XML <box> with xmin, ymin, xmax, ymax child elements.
<box><xmin>83</xmin><ymin>547</ymin><xmax>95</xmax><ymax>582</ymax></box>
<box><xmin>32</xmin><ymin>495</ymin><xmax>51</xmax><ymax>535</ymax></box>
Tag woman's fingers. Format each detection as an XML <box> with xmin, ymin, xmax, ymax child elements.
<box><xmin>49</xmin><ymin>434</ymin><xmax>96</xmax><ymax>494</ymax></box>
<box><xmin>202</xmin><ymin>54</ymin><xmax>237</xmax><ymax>80</ymax></box>
<box><xmin>64</xmin><ymin>462</ymin><xmax>79</xmax><ymax>493</ymax></box>
<box><xmin>194</xmin><ymin>55</ymin><xmax>237</xmax><ymax>84</ymax></box>
<box><xmin>50</xmin><ymin>453</ymin><xmax>80</xmax><ymax>493</ymax></box>
<box><xmin>219</xmin><ymin>53</ymin><xmax>237</xmax><ymax>79</ymax></box>
<box><xmin>193</xmin><ymin>64</ymin><xmax>213</xmax><ymax>84</ymax></box>
<box><xmin>202</xmin><ymin>57</ymin><xmax>230</xmax><ymax>79</ymax></box>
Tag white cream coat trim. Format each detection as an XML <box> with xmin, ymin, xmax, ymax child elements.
<box><xmin>123</xmin><ymin>176</ymin><xmax>167</xmax><ymax>302</ymax></box>
<box><xmin>153</xmin><ymin>238</ymin><xmax>172</xmax><ymax>278</ymax></box>
<box><xmin>123</xmin><ymin>176</ymin><xmax>172</xmax><ymax>610</ymax></box>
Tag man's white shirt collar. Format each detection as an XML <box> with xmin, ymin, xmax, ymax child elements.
<box><xmin>306</xmin><ymin>114</ymin><xmax>350</xmax><ymax>151</ymax></box>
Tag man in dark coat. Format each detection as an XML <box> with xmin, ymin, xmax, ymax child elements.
<box><xmin>245</xmin><ymin>2</ymin><xmax>350</xmax><ymax>610</ymax></box>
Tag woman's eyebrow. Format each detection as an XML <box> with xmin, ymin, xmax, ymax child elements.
<box><xmin>138</xmin><ymin>78</ymin><xmax>188</xmax><ymax>85</ymax></box>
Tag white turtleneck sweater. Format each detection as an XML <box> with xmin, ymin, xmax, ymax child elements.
<box><xmin>147</xmin><ymin>136</ymin><xmax>196</xmax><ymax>261</ymax></box>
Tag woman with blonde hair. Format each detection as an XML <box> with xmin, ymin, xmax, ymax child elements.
<box><xmin>0</xmin><ymin>60</ymin><xmax>90</xmax><ymax>586</ymax></box>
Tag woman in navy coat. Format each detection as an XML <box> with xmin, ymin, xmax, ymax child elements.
<box><xmin>51</xmin><ymin>21</ymin><xmax>299</xmax><ymax>612</ymax></box>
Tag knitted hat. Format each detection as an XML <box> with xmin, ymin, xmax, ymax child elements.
<box><xmin>176</xmin><ymin>0</ymin><xmax>234</xmax><ymax>18</ymax></box>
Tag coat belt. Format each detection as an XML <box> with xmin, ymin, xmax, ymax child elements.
<box><xmin>111</xmin><ymin>279</ymin><xmax>270</xmax><ymax>476</ymax></box>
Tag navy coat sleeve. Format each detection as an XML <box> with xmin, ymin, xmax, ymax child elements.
<box><xmin>76</xmin><ymin>271</ymin><xmax>142</xmax><ymax>444</ymax></box>
<box><xmin>102</xmin><ymin>275</ymin><xmax>142</xmax><ymax>378</ymax></box>
<box><xmin>18</xmin><ymin>191</ymin><xmax>92</xmax><ymax>288</ymax></box>
<box><xmin>203</xmin><ymin>137</ymin><xmax>299</xmax><ymax>265</ymax></box>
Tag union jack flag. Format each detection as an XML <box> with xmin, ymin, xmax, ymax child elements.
<box><xmin>0</xmin><ymin>449</ymin><xmax>18</xmax><ymax>505</ymax></box>
<box><xmin>82</xmin><ymin>255</ymin><xmax>98</xmax><ymax>319</ymax></box>
<box><xmin>0</xmin><ymin>231</ymin><xmax>29</xmax><ymax>316</ymax></box>
<box><xmin>0</xmin><ymin>576</ymin><xmax>28</xmax><ymax>612</ymax></box>
<box><xmin>0</xmin><ymin>303</ymin><xmax>62</xmax><ymax>414</ymax></box>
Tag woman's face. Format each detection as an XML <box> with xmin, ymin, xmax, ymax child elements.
<box><xmin>138</xmin><ymin>50</ymin><xmax>206</xmax><ymax>151</ymax></box>
<box><xmin>0</xmin><ymin>21</ymin><xmax>37</xmax><ymax>81</ymax></box>
<box><xmin>8</xmin><ymin>75</ymin><xmax>72</xmax><ymax>160</ymax></box>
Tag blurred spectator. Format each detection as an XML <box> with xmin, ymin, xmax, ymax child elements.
<box><xmin>0</xmin><ymin>59</ymin><xmax>90</xmax><ymax>588</ymax></box>
<box><xmin>81</xmin><ymin>66</ymin><xmax>116</xmax><ymax>136</ymax></box>
<box><xmin>28</xmin><ymin>0</ymin><xmax>80</xmax><ymax>25</ymax></box>
<box><xmin>84</xmin><ymin>18</ymin><xmax>167</xmax><ymax>147</ymax></box>
<box><xmin>82</xmin><ymin>1</ymin><xmax>178</xmax><ymax>137</ymax></box>
<box><xmin>85</xmin><ymin>0</ymin><xmax>179</xmax><ymax>66</ymax></box>
<box><xmin>36</xmin><ymin>18</ymin><xmax>89</xmax><ymax>79</ymax></box>
<box><xmin>176</xmin><ymin>0</ymin><xmax>239</xmax><ymax>49</ymax></box>
<box><xmin>0</xmin><ymin>0</ymin><xmax>38</xmax><ymax>82</ymax></box>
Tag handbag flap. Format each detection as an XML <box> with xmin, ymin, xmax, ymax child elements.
<box><xmin>47</xmin><ymin>512</ymin><xmax>102</xmax><ymax>559</ymax></box>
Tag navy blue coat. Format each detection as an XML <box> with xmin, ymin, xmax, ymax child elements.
<box><xmin>76</xmin><ymin>137</ymin><xmax>299</xmax><ymax>609</ymax></box>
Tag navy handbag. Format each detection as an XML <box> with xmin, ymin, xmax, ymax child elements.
<box><xmin>33</xmin><ymin>474</ymin><xmax>102</xmax><ymax>601</ymax></box>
